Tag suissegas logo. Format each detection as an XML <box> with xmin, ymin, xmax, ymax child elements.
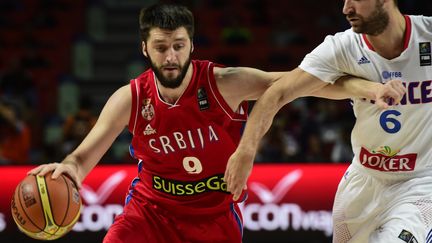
<box><xmin>241</xmin><ymin>169</ymin><xmax>333</xmax><ymax>236</ymax></box>
<box><xmin>73</xmin><ymin>171</ymin><xmax>126</xmax><ymax>232</ymax></box>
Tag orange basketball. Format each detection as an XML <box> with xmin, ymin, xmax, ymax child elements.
<box><xmin>10</xmin><ymin>172</ymin><xmax>82</xmax><ymax>240</ymax></box>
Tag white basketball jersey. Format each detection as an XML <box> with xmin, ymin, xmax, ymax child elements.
<box><xmin>299</xmin><ymin>15</ymin><xmax>432</xmax><ymax>180</ymax></box>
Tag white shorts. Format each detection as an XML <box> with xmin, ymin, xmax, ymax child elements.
<box><xmin>333</xmin><ymin>164</ymin><xmax>432</xmax><ymax>243</ymax></box>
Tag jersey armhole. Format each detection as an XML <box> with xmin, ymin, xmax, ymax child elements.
<box><xmin>207</xmin><ymin>63</ymin><xmax>248</xmax><ymax>121</ymax></box>
<box><xmin>128</xmin><ymin>79</ymin><xmax>139</xmax><ymax>135</ymax></box>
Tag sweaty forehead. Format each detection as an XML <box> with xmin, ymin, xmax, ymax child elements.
<box><xmin>148</xmin><ymin>27</ymin><xmax>189</xmax><ymax>44</ymax></box>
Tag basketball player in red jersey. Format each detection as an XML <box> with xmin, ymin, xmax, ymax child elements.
<box><xmin>28</xmin><ymin>3</ymin><xmax>404</xmax><ymax>242</ymax></box>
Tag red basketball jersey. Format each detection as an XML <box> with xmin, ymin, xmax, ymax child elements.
<box><xmin>127</xmin><ymin>60</ymin><xmax>248</xmax><ymax>214</ymax></box>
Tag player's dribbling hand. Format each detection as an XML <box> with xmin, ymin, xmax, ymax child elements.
<box><xmin>224</xmin><ymin>148</ymin><xmax>254</xmax><ymax>201</ymax></box>
<box><xmin>28</xmin><ymin>162</ymin><xmax>82</xmax><ymax>189</ymax></box>
<box><xmin>374</xmin><ymin>79</ymin><xmax>405</xmax><ymax>109</ymax></box>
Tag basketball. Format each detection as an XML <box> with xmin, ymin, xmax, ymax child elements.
<box><xmin>10</xmin><ymin>172</ymin><xmax>82</xmax><ymax>240</ymax></box>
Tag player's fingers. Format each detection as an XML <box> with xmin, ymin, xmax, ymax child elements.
<box><xmin>228</xmin><ymin>176</ymin><xmax>235</xmax><ymax>193</ymax></box>
<box><xmin>36</xmin><ymin>163</ymin><xmax>58</xmax><ymax>176</ymax></box>
<box><xmin>375</xmin><ymin>98</ymin><xmax>389</xmax><ymax>109</ymax></box>
<box><xmin>387</xmin><ymin>90</ymin><xmax>400</xmax><ymax>104</ymax></box>
<box><xmin>27</xmin><ymin>165</ymin><xmax>44</xmax><ymax>175</ymax></box>
<box><xmin>233</xmin><ymin>186</ymin><xmax>242</xmax><ymax>201</ymax></box>
<box><xmin>394</xmin><ymin>87</ymin><xmax>405</xmax><ymax>104</ymax></box>
<box><xmin>223</xmin><ymin>166</ymin><xmax>229</xmax><ymax>182</ymax></box>
<box><xmin>52</xmin><ymin>166</ymin><xmax>82</xmax><ymax>189</ymax></box>
<box><xmin>232</xmin><ymin>177</ymin><xmax>243</xmax><ymax>200</ymax></box>
<box><xmin>51</xmin><ymin>167</ymin><xmax>66</xmax><ymax>180</ymax></box>
<box><xmin>389</xmin><ymin>80</ymin><xmax>406</xmax><ymax>101</ymax></box>
<box><xmin>225</xmin><ymin>173</ymin><xmax>232</xmax><ymax>192</ymax></box>
<box><xmin>387</xmin><ymin>86</ymin><xmax>404</xmax><ymax>104</ymax></box>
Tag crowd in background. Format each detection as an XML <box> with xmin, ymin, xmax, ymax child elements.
<box><xmin>0</xmin><ymin>0</ymin><xmax>431</xmax><ymax>165</ymax></box>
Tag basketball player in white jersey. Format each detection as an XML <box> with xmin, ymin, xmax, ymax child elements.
<box><xmin>225</xmin><ymin>0</ymin><xmax>432</xmax><ymax>242</ymax></box>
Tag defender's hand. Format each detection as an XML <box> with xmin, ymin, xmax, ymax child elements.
<box><xmin>224</xmin><ymin>149</ymin><xmax>254</xmax><ymax>201</ymax></box>
<box><xmin>374</xmin><ymin>80</ymin><xmax>405</xmax><ymax>109</ymax></box>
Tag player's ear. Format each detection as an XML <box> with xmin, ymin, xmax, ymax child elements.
<box><xmin>191</xmin><ymin>42</ymin><xmax>194</xmax><ymax>53</ymax></box>
<box><xmin>142</xmin><ymin>41</ymin><xmax>148</xmax><ymax>57</ymax></box>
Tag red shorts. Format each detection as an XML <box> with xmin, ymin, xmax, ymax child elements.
<box><xmin>103</xmin><ymin>197</ymin><xmax>243</xmax><ymax>243</ymax></box>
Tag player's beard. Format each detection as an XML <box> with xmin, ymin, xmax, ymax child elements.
<box><xmin>347</xmin><ymin>0</ymin><xmax>389</xmax><ymax>36</ymax></box>
<box><xmin>148</xmin><ymin>54</ymin><xmax>192</xmax><ymax>89</ymax></box>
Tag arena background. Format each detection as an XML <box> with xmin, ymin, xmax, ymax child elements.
<box><xmin>0</xmin><ymin>0</ymin><xmax>430</xmax><ymax>242</ymax></box>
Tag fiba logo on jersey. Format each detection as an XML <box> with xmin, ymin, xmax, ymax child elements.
<box><xmin>419</xmin><ymin>42</ymin><xmax>431</xmax><ymax>66</ymax></box>
<box><xmin>73</xmin><ymin>171</ymin><xmax>126</xmax><ymax>232</ymax></box>
<box><xmin>197</xmin><ymin>87</ymin><xmax>209</xmax><ymax>110</ymax></box>
<box><xmin>241</xmin><ymin>169</ymin><xmax>333</xmax><ymax>236</ymax></box>
<box><xmin>141</xmin><ymin>98</ymin><xmax>155</xmax><ymax>121</ymax></box>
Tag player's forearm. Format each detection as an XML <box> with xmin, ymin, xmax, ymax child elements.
<box><xmin>238</xmin><ymin>69</ymin><xmax>327</xmax><ymax>154</ymax></box>
<box><xmin>313</xmin><ymin>76</ymin><xmax>380</xmax><ymax>100</ymax></box>
<box><xmin>237</xmin><ymin>86</ymin><xmax>282</xmax><ymax>156</ymax></box>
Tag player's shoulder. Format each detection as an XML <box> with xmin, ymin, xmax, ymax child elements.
<box><xmin>408</xmin><ymin>15</ymin><xmax>432</xmax><ymax>31</ymax></box>
<box><xmin>321</xmin><ymin>28</ymin><xmax>361</xmax><ymax>49</ymax></box>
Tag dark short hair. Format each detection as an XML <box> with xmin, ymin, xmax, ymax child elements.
<box><xmin>139</xmin><ymin>4</ymin><xmax>194</xmax><ymax>42</ymax></box>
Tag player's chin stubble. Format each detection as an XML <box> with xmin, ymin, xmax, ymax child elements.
<box><xmin>148</xmin><ymin>56</ymin><xmax>192</xmax><ymax>89</ymax></box>
<box><xmin>349</xmin><ymin>2</ymin><xmax>389</xmax><ymax>36</ymax></box>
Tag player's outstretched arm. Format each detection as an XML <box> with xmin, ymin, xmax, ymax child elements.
<box><xmin>28</xmin><ymin>85</ymin><xmax>132</xmax><ymax>188</ymax></box>
<box><xmin>213</xmin><ymin>66</ymin><xmax>284</xmax><ymax>110</ymax></box>
<box><xmin>224</xmin><ymin>68</ymin><xmax>328</xmax><ymax>200</ymax></box>
<box><xmin>313</xmin><ymin>76</ymin><xmax>405</xmax><ymax>108</ymax></box>
<box><xmin>224</xmin><ymin>68</ymin><xmax>405</xmax><ymax>200</ymax></box>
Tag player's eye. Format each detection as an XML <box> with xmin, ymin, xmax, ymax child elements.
<box><xmin>155</xmin><ymin>46</ymin><xmax>167</xmax><ymax>52</ymax></box>
<box><xmin>174</xmin><ymin>44</ymin><xmax>185</xmax><ymax>51</ymax></box>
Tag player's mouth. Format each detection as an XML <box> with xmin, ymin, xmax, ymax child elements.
<box><xmin>162</xmin><ymin>66</ymin><xmax>179</xmax><ymax>72</ymax></box>
<box><xmin>347</xmin><ymin>16</ymin><xmax>360</xmax><ymax>24</ymax></box>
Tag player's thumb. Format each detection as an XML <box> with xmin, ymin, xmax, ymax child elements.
<box><xmin>375</xmin><ymin>98</ymin><xmax>389</xmax><ymax>109</ymax></box>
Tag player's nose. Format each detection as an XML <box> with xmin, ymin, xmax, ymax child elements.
<box><xmin>342</xmin><ymin>0</ymin><xmax>353</xmax><ymax>15</ymax></box>
<box><xmin>165</xmin><ymin>47</ymin><xmax>177</xmax><ymax>63</ymax></box>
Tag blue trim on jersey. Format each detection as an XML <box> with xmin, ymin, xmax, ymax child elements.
<box><xmin>125</xmin><ymin>177</ymin><xmax>140</xmax><ymax>205</ymax></box>
<box><xmin>426</xmin><ymin>229</ymin><xmax>432</xmax><ymax>243</ymax></box>
<box><xmin>129</xmin><ymin>144</ymin><xmax>135</xmax><ymax>158</ymax></box>
<box><xmin>230</xmin><ymin>203</ymin><xmax>243</xmax><ymax>237</ymax></box>
<box><xmin>137</xmin><ymin>159</ymin><xmax>143</xmax><ymax>173</ymax></box>
<box><xmin>125</xmin><ymin>191</ymin><xmax>133</xmax><ymax>205</ymax></box>
<box><xmin>125</xmin><ymin>158</ymin><xmax>145</xmax><ymax>205</ymax></box>
<box><xmin>239</xmin><ymin>191</ymin><xmax>248</xmax><ymax>203</ymax></box>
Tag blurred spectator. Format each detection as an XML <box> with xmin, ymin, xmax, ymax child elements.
<box><xmin>30</xmin><ymin>9</ymin><xmax>57</xmax><ymax>29</ymax></box>
<box><xmin>246</xmin><ymin>0</ymin><xmax>269</xmax><ymax>26</ymax></box>
<box><xmin>256</xmin><ymin>118</ymin><xmax>300</xmax><ymax>162</ymax></box>
<box><xmin>58</xmin><ymin>75</ymin><xmax>79</xmax><ymax>120</ymax></box>
<box><xmin>0</xmin><ymin>58</ymin><xmax>36</xmax><ymax>112</ymax></box>
<box><xmin>125</xmin><ymin>54</ymin><xmax>147</xmax><ymax>80</ymax></box>
<box><xmin>220</xmin><ymin>7</ymin><xmax>252</xmax><ymax>45</ymax></box>
<box><xmin>331</xmin><ymin>125</ymin><xmax>354</xmax><ymax>163</ymax></box>
<box><xmin>87</xmin><ymin>2</ymin><xmax>106</xmax><ymax>42</ymax></box>
<box><xmin>61</xmin><ymin>96</ymin><xmax>97</xmax><ymax>154</ymax></box>
<box><xmin>221</xmin><ymin>20</ymin><xmax>252</xmax><ymax>45</ymax></box>
<box><xmin>72</xmin><ymin>35</ymin><xmax>93</xmax><ymax>80</ymax></box>
<box><xmin>0</xmin><ymin>98</ymin><xmax>31</xmax><ymax>164</ymax></box>
<box><xmin>270</xmin><ymin>19</ymin><xmax>305</xmax><ymax>47</ymax></box>
<box><xmin>21</xmin><ymin>48</ymin><xmax>51</xmax><ymax>69</ymax></box>
<box><xmin>303</xmin><ymin>133</ymin><xmax>327</xmax><ymax>162</ymax></box>
<box><xmin>193</xmin><ymin>22</ymin><xmax>211</xmax><ymax>47</ymax></box>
